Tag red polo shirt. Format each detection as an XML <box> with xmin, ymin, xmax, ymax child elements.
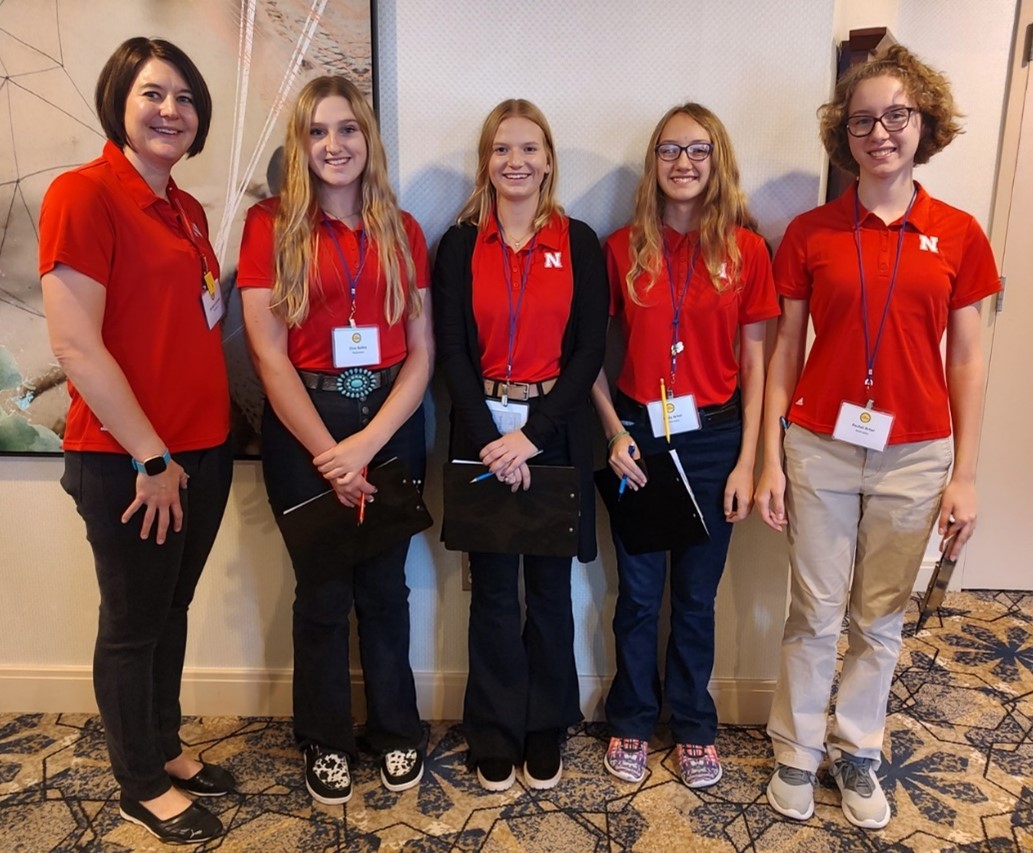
<box><xmin>38</xmin><ymin>140</ymin><xmax>229</xmax><ymax>453</ymax></box>
<box><xmin>472</xmin><ymin>213</ymin><xmax>574</xmax><ymax>383</ymax></box>
<box><xmin>774</xmin><ymin>182</ymin><xmax>1000</xmax><ymax>443</ymax></box>
<box><xmin>606</xmin><ymin>225</ymin><xmax>778</xmax><ymax>407</ymax></box>
<box><xmin>236</xmin><ymin>198</ymin><xmax>429</xmax><ymax>371</ymax></box>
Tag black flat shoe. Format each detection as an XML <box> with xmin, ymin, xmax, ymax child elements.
<box><xmin>119</xmin><ymin>794</ymin><xmax>224</xmax><ymax>845</ymax></box>
<box><xmin>170</xmin><ymin>762</ymin><xmax>236</xmax><ymax>797</ymax></box>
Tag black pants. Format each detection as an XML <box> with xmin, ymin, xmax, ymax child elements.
<box><xmin>261</xmin><ymin>384</ymin><xmax>424</xmax><ymax>757</ymax></box>
<box><xmin>461</xmin><ymin>422</ymin><xmax>583</xmax><ymax>766</ymax></box>
<box><xmin>61</xmin><ymin>440</ymin><xmax>233</xmax><ymax>801</ymax></box>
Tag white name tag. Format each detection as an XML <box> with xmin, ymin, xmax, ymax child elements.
<box><xmin>332</xmin><ymin>325</ymin><xmax>381</xmax><ymax>368</ymax></box>
<box><xmin>647</xmin><ymin>393</ymin><xmax>701</xmax><ymax>438</ymax></box>
<box><xmin>833</xmin><ymin>401</ymin><xmax>893</xmax><ymax>451</ymax></box>
<box><xmin>485</xmin><ymin>398</ymin><xmax>529</xmax><ymax>434</ymax></box>
<box><xmin>201</xmin><ymin>286</ymin><xmax>224</xmax><ymax>329</ymax></box>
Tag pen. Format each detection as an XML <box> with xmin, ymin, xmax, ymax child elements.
<box><xmin>470</xmin><ymin>470</ymin><xmax>495</xmax><ymax>484</ymax></box>
<box><xmin>660</xmin><ymin>378</ymin><xmax>671</xmax><ymax>444</ymax></box>
<box><xmin>357</xmin><ymin>466</ymin><xmax>368</xmax><ymax>525</ymax></box>
<box><xmin>617</xmin><ymin>444</ymin><xmax>636</xmax><ymax>500</ymax></box>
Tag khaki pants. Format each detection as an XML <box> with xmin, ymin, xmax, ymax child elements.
<box><xmin>767</xmin><ymin>425</ymin><xmax>952</xmax><ymax>771</ymax></box>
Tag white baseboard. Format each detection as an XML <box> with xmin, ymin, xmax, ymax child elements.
<box><xmin>0</xmin><ymin>666</ymin><xmax>775</xmax><ymax>725</ymax></box>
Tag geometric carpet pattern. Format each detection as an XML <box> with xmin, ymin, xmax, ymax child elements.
<box><xmin>2</xmin><ymin>591</ymin><xmax>1033</xmax><ymax>851</ymax></box>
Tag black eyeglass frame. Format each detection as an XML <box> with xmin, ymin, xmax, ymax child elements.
<box><xmin>844</xmin><ymin>107</ymin><xmax>918</xmax><ymax>138</ymax></box>
<box><xmin>654</xmin><ymin>141</ymin><xmax>714</xmax><ymax>162</ymax></box>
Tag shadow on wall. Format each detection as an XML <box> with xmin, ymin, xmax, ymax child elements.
<box><xmin>751</xmin><ymin>170</ymin><xmax>822</xmax><ymax>250</ymax></box>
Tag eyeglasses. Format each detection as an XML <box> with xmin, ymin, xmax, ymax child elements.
<box><xmin>655</xmin><ymin>141</ymin><xmax>714</xmax><ymax>162</ymax></box>
<box><xmin>845</xmin><ymin>107</ymin><xmax>917</xmax><ymax>137</ymax></box>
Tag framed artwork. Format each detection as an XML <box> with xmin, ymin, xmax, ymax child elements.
<box><xmin>0</xmin><ymin>0</ymin><xmax>376</xmax><ymax>455</ymax></box>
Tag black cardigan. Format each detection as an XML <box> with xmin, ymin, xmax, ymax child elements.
<box><xmin>432</xmin><ymin>217</ymin><xmax>608</xmax><ymax>562</ymax></box>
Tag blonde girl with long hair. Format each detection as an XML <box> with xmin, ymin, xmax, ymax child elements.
<box><xmin>237</xmin><ymin>75</ymin><xmax>432</xmax><ymax>804</ymax></box>
<box><xmin>592</xmin><ymin>103</ymin><xmax>777</xmax><ymax>789</ymax></box>
<box><xmin>433</xmin><ymin>99</ymin><xmax>608</xmax><ymax>792</ymax></box>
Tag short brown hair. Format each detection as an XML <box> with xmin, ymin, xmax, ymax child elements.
<box><xmin>819</xmin><ymin>44</ymin><xmax>962</xmax><ymax>175</ymax></box>
<box><xmin>95</xmin><ymin>37</ymin><xmax>212</xmax><ymax>158</ymax></box>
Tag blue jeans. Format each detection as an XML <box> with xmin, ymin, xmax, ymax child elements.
<box><xmin>604</xmin><ymin>395</ymin><xmax>740</xmax><ymax>744</ymax></box>
<box><xmin>261</xmin><ymin>380</ymin><xmax>425</xmax><ymax>757</ymax></box>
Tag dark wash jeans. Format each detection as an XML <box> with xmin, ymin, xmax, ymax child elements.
<box><xmin>604</xmin><ymin>394</ymin><xmax>741</xmax><ymax>745</ymax></box>
<box><xmin>61</xmin><ymin>440</ymin><xmax>233</xmax><ymax>801</ymax></box>
<box><xmin>462</xmin><ymin>413</ymin><xmax>583</xmax><ymax>767</ymax></box>
<box><xmin>260</xmin><ymin>382</ymin><xmax>424</xmax><ymax>757</ymax></box>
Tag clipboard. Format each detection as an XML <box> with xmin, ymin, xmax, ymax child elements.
<box><xmin>595</xmin><ymin>449</ymin><xmax>709</xmax><ymax>555</ymax></box>
<box><xmin>276</xmin><ymin>457</ymin><xmax>432</xmax><ymax>573</ymax></box>
<box><xmin>915</xmin><ymin>535</ymin><xmax>958</xmax><ymax>630</ymax></box>
<box><xmin>441</xmin><ymin>461</ymin><xmax>580</xmax><ymax>557</ymax></box>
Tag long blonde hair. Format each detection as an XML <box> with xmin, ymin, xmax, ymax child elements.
<box><xmin>273</xmin><ymin>75</ymin><xmax>418</xmax><ymax>327</ymax></box>
<box><xmin>457</xmin><ymin>99</ymin><xmax>564</xmax><ymax>230</ymax></box>
<box><xmin>626</xmin><ymin>103</ymin><xmax>756</xmax><ymax>302</ymax></box>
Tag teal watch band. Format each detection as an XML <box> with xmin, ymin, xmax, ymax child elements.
<box><xmin>131</xmin><ymin>449</ymin><xmax>171</xmax><ymax>476</ymax></box>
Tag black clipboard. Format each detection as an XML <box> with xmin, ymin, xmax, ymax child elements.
<box><xmin>276</xmin><ymin>457</ymin><xmax>432</xmax><ymax>572</ymax></box>
<box><xmin>595</xmin><ymin>450</ymin><xmax>709</xmax><ymax>555</ymax></box>
<box><xmin>441</xmin><ymin>461</ymin><xmax>580</xmax><ymax>557</ymax></box>
<box><xmin>915</xmin><ymin>534</ymin><xmax>958</xmax><ymax>631</ymax></box>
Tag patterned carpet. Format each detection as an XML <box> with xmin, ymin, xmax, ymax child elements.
<box><xmin>3</xmin><ymin>591</ymin><xmax>1033</xmax><ymax>852</ymax></box>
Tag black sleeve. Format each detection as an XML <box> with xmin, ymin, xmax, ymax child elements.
<box><xmin>431</xmin><ymin>224</ymin><xmax>501</xmax><ymax>453</ymax></box>
<box><xmin>522</xmin><ymin>218</ymin><xmax>608</xmax><ymax>451</ymax></box>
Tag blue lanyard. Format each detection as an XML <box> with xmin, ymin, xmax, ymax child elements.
<box><xmin>323</xmin><ymin>218</ymin><xmax>367</xmax><ymax>326</ymax></box>
<box><xmin>852</xmin><ymin>186</ymin><xmax>917</xmax><ymax>401</ymax></box>
<box><xmin>496</xmin><ymin>221</ymin><xmax>537</xmax><ymax>390</ymax></box>
<box><xmin>661</xmin><ymin>235</ymin><xmax>700</xmax><ymax>389</ymax></box>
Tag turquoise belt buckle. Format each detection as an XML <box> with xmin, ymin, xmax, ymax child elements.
<box><xmin>335</xmin><ymin>368</ymin><xmax>376</xmax><ymax>399</ymax></box>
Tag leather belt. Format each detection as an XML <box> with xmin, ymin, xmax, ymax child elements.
<box><xmin>617</xmin><ymin>388</ymin><xmax>741</xmax><ymax>429</ymax></box>
<box><xmin>298</xmin><ymin>363</ymin><xmax>402</xmax><ymax>395</ymax></box>
<box><xmin>483</xmin><ymin>377</ymin><xmax>558</xmax><ymax>402</ymax></box>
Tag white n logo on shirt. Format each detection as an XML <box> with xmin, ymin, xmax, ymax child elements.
<box><xmin>543</xmin><ymin>252</ymin><xmax>563</xmax><ymax>269</ymax></box>
<box><xmin>919</xmin><ymin>235</ymin><xmax>939</xmax><ymax>254</ymax></box>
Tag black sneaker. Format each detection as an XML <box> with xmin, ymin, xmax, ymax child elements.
<box><xmin>476</xmin><ymin>757</ymin><xmax>516</xmax><ymax>791</ymax></box>
<box><xmin>524</xmin><ymin>731</ymin><xmax>562</xmax><ymax>790</ymax></box>
<box><xmin>119</xmin><ymin>794</ymin><xmax>224</xmax><ymax>845</ymax></box>
<box><xmin>304</xmin><ymin>744</ymin><xmax>352</xmax><ymax>805</ymax></box>
<box><xmin>381</xmin><ymin>749</ymin><xmax>424</xmax><ymax>792</ymax></box>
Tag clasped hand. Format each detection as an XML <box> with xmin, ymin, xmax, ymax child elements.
<box><xmin>313</xmin><ymin>434</ymin><xmax>376</xmax><ymax>507</ymax></box>
<box><xmin>480</xmin><ymin>430</ymin><xmax>538</xmax><ymax>492</ymax></box>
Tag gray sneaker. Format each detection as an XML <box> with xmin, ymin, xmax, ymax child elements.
<box><xmin>766</xmin><ymin>762</ymin><xmax>817</xmax><ymax>820</ymax></box>
<box><xmin>829</xmin><ymin>754</ymin><xmax>890</xmax><ymax>829</ymax></box>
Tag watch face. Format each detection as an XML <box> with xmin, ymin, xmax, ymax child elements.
<box><xmin>144</xmin><ymin>455</ymin><xmax>168</xmax><ymax>476</ymax></box>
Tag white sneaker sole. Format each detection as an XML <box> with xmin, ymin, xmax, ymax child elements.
<box><xmin>841</xmin><ymin>802</ymin><xmax>890</xmax><ymax>830</ymax></box>
<box><xmin>381</xmin><ymin>762</ymin><xmax>424</xmax><ymax>793</ymax></box>
<box><xmin>306</xmin><ymin>779</ymin><xmax>352</xmax><ymax>805</ymax></box>
<box><xmin>603</xmin><ymin>755</ymin><xmax>645</xmax><ymax>784</ymax></box>
<box><xmin>476</xmin><ymin>765</ymin><xmax>516</xmax><ymax>792</ymax></box>
<box><xmin>684</xmin><ymin>763</ymin><xmax>722</xmax><ymax>789</ymax></box>
<box><xmin>766</xmin><ymin>778</ymin><xmax>815</xmax><ymax>821</ymax></box>
<box><xmin>524</xmin><ymin>759</ymin><xmax>562</xmax><ymax>790</ymax></box>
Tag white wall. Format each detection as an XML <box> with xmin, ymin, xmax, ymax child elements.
<box><xmin>0</xmin><ymin>0</ymin><xmax>1017</xmax><ymax>720</ymax></box>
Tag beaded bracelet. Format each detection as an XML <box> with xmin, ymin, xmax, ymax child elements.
<box><xmin>607</xmin><ymin>429</ymin><xmax>630</xmax><ymax>448</ymax></box>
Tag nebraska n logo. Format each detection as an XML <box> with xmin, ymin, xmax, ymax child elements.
<box><xmin>543</xmin><ymin>251</ymin><xmax>563</xmax><ymax>269</ymax></box>
<box><xmin>918</xmin><ymin>235</ymin><xmax>939</xmax><ymax>254</ymax></box>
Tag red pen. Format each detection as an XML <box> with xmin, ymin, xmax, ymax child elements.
<box><xmin>357</xmin><ymin>466</ymin><xmax>368</xmax><ymax>525</ymax></box>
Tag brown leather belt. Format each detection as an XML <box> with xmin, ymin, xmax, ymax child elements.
<box><xmin>483</xmin><ymin>377</ymin><xmax>558</xmax><ymax>402</ymax></box>
<box><xmin>298</xmin><ymin>363</ymin><xmax>402</xmax><ymax>394</ymax></box>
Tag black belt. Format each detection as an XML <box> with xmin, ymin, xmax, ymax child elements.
<box><xmin>618</xmin><ymin>388</ymin><xmax>742</xmax><ymax>429</ymax></box>
<box><xmin>298</xmin><ymin>363</ymin><xmax>402</xmax><ymax>398</ymax></box>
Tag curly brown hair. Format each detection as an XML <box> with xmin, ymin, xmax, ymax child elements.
<box><xmin>818</xmin><ymin>44</ymin><xmax>963</xmax><ymax>175</ymax></box>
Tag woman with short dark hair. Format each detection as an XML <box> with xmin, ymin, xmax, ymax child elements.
<box><xmin>39</xmin><ymin>37</ymin><xmax>232</xmax><ymax>845</ymax></box>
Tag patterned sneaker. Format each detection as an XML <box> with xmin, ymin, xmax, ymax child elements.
<box><xmin>604</xmin><ymin>737</ymin><xmax>648</xmax><ymax>783</ymax></box>
<box><xmin>381</xmin><ymin>749</ymin><xmax>424</xmax><ymax>792</ymax></box>
<box><xmin>677</xmin><ymin>743</ymin><xmax>722</xmax><ymax>789</ymax></box>
<box><xmin>304</xmin><ymin>744</ymin><xmax>352</xmax><ymax>805</ymax></box>
<box><xmin>766</xmin><ymin>762</ymin><xmax>817</xmax><ymax>820</ymax></box>
<box><xmin>830</xmin><ymin>754</ymin><xmax>891</xmax><ymax>829</ymax></box>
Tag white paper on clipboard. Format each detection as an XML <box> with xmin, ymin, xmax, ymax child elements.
<box><xmin>667</xmin><ymin>448</ymin><xmax>709</xmax><ymax>537</ymax></box>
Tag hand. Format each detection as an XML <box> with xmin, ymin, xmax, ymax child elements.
<box><xmin>607</xmin><ymin>433</ymin><xmax>646</xmax><ymax>490</ymax></box>
<box><xmin>938</xmin><ymin>478</ymin><xmax>977</xmax><ymax>560</ymax></box>
<box><xmin>121</xmin><ymin>460</ymin><xmax>188</xmax><ymax>545</ymax></box>
<box><xmin>723</xmin><ymin>462</ymin><xmax>754</xmax><ymax>522</ymax></box>
<box><xmin>480</xmin><ymin>430</ymin><xmax>539</xmax><ymax>480</ymax></box>
<box><xmin>313</xmin><ymin>433</ymin><xmax>375</xmax><ymax>484</ymax></box>
<box><xmin>754</xmin><ymin>465</ymin><xmax>788</xmax><ymax>532</ymax></box>
<box><xmin>505</xmin><ymin>461</ymin><xmax>532</xmax><ymax>492</ymax></box>
<box><xmin>331</xmin><ymin>469</ymin><xmax>377</xmax><ymax>508</ymax></box>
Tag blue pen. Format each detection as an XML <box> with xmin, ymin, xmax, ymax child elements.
<box><xmin>617</xmin><ymin>445</ymin><xmax>636</xmax><ymax>500</ymax></box>
<box><xmin>470</xmin><ymin>470</ymin><xmax>495</xmax><ymax>484</ymax></box>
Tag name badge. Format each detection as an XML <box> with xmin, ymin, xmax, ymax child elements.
<box><xmin>833</xmin><ymin>401</ymin><xmax>893</xmax><ymax>451</ymax></box>
<box><xmin>485</xmin><ymin>398</ymin><xmax>529</xmax><ymax>435</ymax></box>
<box><xmin>201</xmin><ymin>282</ymin><xmax>224</xmax><ymax>329</ymax></box>
<box><xmin>647</xmin><ymin>393</ymin><xmax>701</xmax><ymax>438</ymax></box>
<box><xmin>332</xmin><ymin>325</ymin><xmax>381</xmax><ymax>368</ymax></box>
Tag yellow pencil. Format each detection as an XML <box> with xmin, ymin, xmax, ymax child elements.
<box><xmin>660</xmin><ymin>378</ymin><xmax>671</xmax><ymax>444</ymax></box>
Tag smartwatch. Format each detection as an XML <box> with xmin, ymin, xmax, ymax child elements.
<box><xmin>131</xmin><ymin>449</ymin><xmax>171</xmax><ymax>476</ymax></box>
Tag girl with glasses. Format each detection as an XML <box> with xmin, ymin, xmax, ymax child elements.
<box><xmin>237</xmin><ymin>75</ymin><xmax>432</xmax><ymax>805</ymax></box>
<box><xmin>433</xmin><ymin>99</ymin><xmax>607</xmax><ymax>791</ymax></box>
<box><xmin>757</xmin><ymin>45</ymin><xmax>1000</xmax><ymax>829</ymax></box>
<box><xmin>593</xmin><ymin>103</ymin><xmax>777</xmax><ymax>788</ymax></box>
